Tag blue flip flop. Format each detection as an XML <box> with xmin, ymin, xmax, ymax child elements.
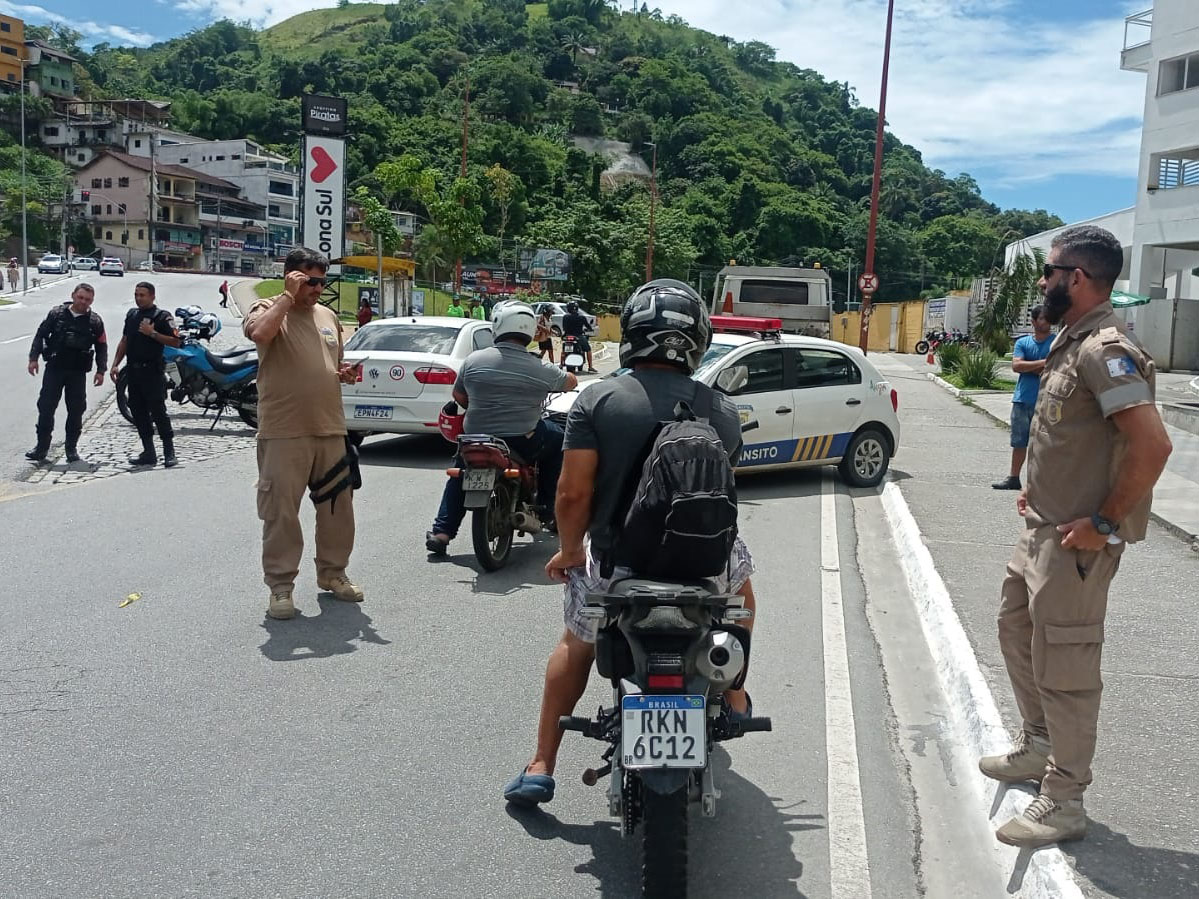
<box><xmin>503</xmin><ymin>769</ymin><xmax>555</xmax><ymax>807</ymax></box>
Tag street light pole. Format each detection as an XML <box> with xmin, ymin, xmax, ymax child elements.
<box><xmin>859</xmin><ymin>0</ymin><xmax>896</xmax><ymax>354</ymax></box>
<box><xmin>20</xmin><ymin>55</ymin><xmax>29</xmax><ymax>293</ymax></box>
<box><xmin>645</xmin><ymin>141</ymin><xmax>657</xmax><ymax>282</ymax></box>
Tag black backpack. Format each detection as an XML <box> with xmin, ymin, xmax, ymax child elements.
<box><xmin>609</xmin><ymin>385</ymin><xmax>738</xmax><ymax>580</ymax></box>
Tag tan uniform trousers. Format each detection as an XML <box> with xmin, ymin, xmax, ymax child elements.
<box><xmin>256</xmin><ymin>436</ymin><xmax>355</xmax><ymax>592</ymax></box>
<box><xmin>998</xmin><ymin>524</ymin><xmax>1123</xmax><ymax>800</ymax></box>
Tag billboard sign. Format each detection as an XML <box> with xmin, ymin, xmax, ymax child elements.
<box><xmin>302</xmin><ymin>94</ymin><xmax>348</xmax><ymax>136</ymax></box>
<box><xmin>301</xmin><ymin>134</ymin><xmax>346</xmax><ymax>265</ymax></box>
<box><xmin>359</xmin><ymin>285</ymin><xmax>381</xmax><ymax>315</ymax></box>
<box><xmin>519</xmin><ymin>247</ymin><xmax>572</xmax><ymax>281</ymax></box>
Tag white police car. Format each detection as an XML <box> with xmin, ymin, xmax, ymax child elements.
<box><xmin>546</xmin><ymin>316</ymin><xmax>900</xmax><ymax>487</ymax></box>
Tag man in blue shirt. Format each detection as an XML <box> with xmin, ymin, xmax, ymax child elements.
<box><xmin>993</xmin><ymin>304</ymin><xmax>1054</xmax><ymax>489</ymax></box>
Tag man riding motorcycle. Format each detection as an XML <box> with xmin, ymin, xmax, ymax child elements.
<box><xmin>560</xmin><ymin>301</ymin><xmax>597</xmax><ymax>374</ymax></box>
<box><xmin>425</xmin><ymin>301</ymin><xmax>578</xmax><ymax>554</ymax></box>
<box><xmin>503</xmin><ymin>280</ymin><xmax>759</xmax><ymax>807</ymax></box>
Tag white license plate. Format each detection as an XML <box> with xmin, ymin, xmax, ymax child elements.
<box><xmin>354</xmin><ymin>405</ymin><xmax>393</xmax><ymax>420</ymax></box>
<box><xmin>621</xmin><ymin>695</ymin><xmax>706</xmax><ymax>769</ymax></box>
<box><xmin>463</xmin><ymin>468</ymin><xmax>496</xmax><ymax>491</ymax></box>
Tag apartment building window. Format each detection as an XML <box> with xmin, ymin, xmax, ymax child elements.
<box><xmin>91</xmin><ymin>178</ymin><xmax>101</xmax><ymax>188</ymax></box>
<box><xmin>1160</xmin><ymin>52</ymin><xmax>1199</xmax><ymax>95</ymax></box>
<box><xmin>44</xmin><ymin>126</ymin><xmax>59</xmax><ymax>136</ymax></box>
<box><xmin>179</xmin><ymin>157</ymin><xmax>189</xmax><ymax>163</ymax></box>
<box><xmin>105</xmin><ymin>231</ymin><xmax>113</xmax><ymax>240</ymax></box>
<box><xmin>269</xmin><ymin>180</ymin><xmax>293</xmax><ymax>197</ymax></box>
<box><xmin>215</xmin><ymin>155</ymin><xmax>225</xmax><ymax>160</ymax></box>
<box><xmin>91</xmin><ymin>204</ymin><xmax>101</xmax><ymax>215</ymax></box>
<box><xmin>106</xmin><ymin>204</ymin><xmax>112</xmax><ymax>214</ymax></box>
<box><xmin>93</xmin><ymin>226</ymin><xmax>101</xmax><ymax>238</ymax></box>
<box><xmin>103</xmin><ymin>178</ymin><xmax>112</xmax><ymax>188</ymax></box>
<box><xmin>133</xmin><ymin>139</ymin><xmax>142</xmax><ymax>148</ymax></box>
<box><xmin>1</xmin><ymin>46</ymin><xmax>17</xmax><ymax>56</ymax></box>
<box><xmin>48</xmin><ymin>75</ymin><xmax>58</xmax><ymax>86</ymax></box>
<box><xmin>1151</xmin><ymin>151</ymin><xmax>1199</xmax><ymax>190</ymax></box>
<box><xmin>232</xmin><ymin>154</ymin><xmax>242</xmax><ymax>160</ymax></box>
<box><xmin>1</xmin><ymin>21</ymin><xmax>10</xmax><ymax>31</ymax></box>
<box><xmin>138</xmin><ymin>229</ymin><xmax>144</xmax><ymax>240</ymax></box>
<box><xmin>118</xmin><ymin>177</ymin><xmax>129</xmax><ymax>187</ymax></box>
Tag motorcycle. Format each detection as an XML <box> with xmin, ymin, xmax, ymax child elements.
<box><xmin>447</xmin><ymin>433</ymin><xmax>544</xmax><ymax>571</ymax></box>
<box><xmin>914</xmin><ymin>329</ymin><xmax>946</xmax><ymax>355</ymax></box>
<box><xmin>560</xmin><ymin>334</ymin><xmax>586</xmax><ymax>373</ymax></box>
<box><xmin>116</xmin><ymin>307</ymin><xmax>259</xmax><ymax>430</ymax></box>
<box><xmin>561</xmin><ymin>420</ymin><xmax>772</xmax><ymax>897</ymax></box>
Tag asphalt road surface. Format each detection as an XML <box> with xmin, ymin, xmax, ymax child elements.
<box><xmin>0</xmin><ymin>294</ymin><xmax>1017</xmax><ymax>897</ymax></box>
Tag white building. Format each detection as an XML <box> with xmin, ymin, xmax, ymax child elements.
<box><xmin>1007</xmin><ymin>1</ymin><xmax>1199</xmax><ymax>369</ymax></box>
<box><xmin>148</xmin><ymin>139</ymin><xmax>299</xmax><ymax>263</ymax></box>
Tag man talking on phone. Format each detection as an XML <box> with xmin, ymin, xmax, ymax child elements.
<box><xmin>244</xmin><ymin>247</ymin><xmax>363</xmax><ymax>620</ymax></box>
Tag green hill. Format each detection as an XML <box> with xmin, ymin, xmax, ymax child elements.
<box><xmin>71</xmin><ymin>0</ymin><xmax>1062</xmax><ymax>303</ymax></box>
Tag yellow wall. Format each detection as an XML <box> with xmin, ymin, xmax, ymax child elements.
<box><xmin>0</xmin><ymin>16</ymin><xmax>25</xmax><ymax>89</ymax></box>
<box><xmin>830</xmin><ymin>300</ymin><xmax>927</xmax><ymax>354</ymax></box>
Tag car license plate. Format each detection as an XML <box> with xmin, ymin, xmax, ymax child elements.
<box><xmin>621</xmin><ymin>694</ymin><xmax>706</xmax><ymax>769</ymax></box>
<box><xmin>462</xmin><ymin>468</ymin><xmax>495</xmax><ymax>491</ymax></box>
<box><xmin>353</xmin><ymin>404</ymin><xmax>393</xmax><ymax>420</ymax></box>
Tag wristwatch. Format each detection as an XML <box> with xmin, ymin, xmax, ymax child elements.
<box><xmin>1091</xmin><ymin>514</ymin><xmax>1119</xmax><ymax>536</ymax></box>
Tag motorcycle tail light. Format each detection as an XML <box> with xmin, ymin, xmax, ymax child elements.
<box><xmin>415</xmin><ymin>366</ymin><xmax>456</xmax><ymax>385</ymax></box>
<box><xmin>647</xmin><ymin>674</ymin><xmax>684</xmax><ymax>689</ymax></box>
<box><xmin>503</xmin><ymin>469</ymin><xmax>522</xmax><ymax>479</ymax></box>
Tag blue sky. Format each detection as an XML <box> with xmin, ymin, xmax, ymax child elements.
<box><xmin>2</xmin><ymin>0</ymin><xmax>1150</xmax><ymax>225</ymax></box>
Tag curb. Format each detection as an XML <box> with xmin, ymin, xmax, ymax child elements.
<box><xmin>924</xmin><ymin>371</ymin><xmax>1009</xmax><ymax>398</ymax></box>
<box><xmin>926</xmin><ymin>372</ymin><xmax>1199</xmax><ymax>550</ymax></box>
<box><xmin>880</xmin><ymin>482</ymin><xmax>1085</xmax><ymax>899</ymax></box>
<box><xmin>0</xmin><ymin>301</ymin><xmax>25</xmax><ymax>311</ymax></box>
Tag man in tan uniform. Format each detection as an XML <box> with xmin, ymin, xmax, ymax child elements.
<box><xmin>244</xmin><ymin>247</ymin><xmax>364</xmax><ymax>620</ymax></box>
<box><xmin>979</xmin><ymin>226</ymin><xmax>1173</xmax><ymax>848</ymax></box>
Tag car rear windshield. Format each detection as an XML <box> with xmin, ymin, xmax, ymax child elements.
<box><xmin>345</xmin><ymin>324</ymin><xmax>461</xmax><ymax>355</ymax></box>
<box><xmin>738</xmin><ymin>279</ymin><xmax>810</xmax><ymax>305</ymax></box>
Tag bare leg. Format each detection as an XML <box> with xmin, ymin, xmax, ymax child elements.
<box><xmin>724</xmin><ymin>578</ymin><xmax>757</xmax><ymax>715</ymax></box>
<box><xmin>1010</xmin><ymin>447</ymin><xmax>1027</xmax><ymax>479</ymax></box>
<box><xmin>526</xmin><ymin>629</ymin><xmax>596</xmax><ymax>777</ymax></box>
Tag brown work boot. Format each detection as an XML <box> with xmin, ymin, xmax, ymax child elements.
<box><xmin>996</xmin><ymin>793</ymin><xmax>1086</xmax><ymax>848</ymax></box>
<box><xmin>979</xmin><ymin>732</ymin><xmax>1050</xmax><ymax>784</ymax></box>
<box><xmin>267</xmin><ymin>590</ymin><xmax>296</xmax><ymax>620</ymax></box>
<box><xmin>319</xmin><ymin>574</ymin><xmax>364</xmax><ymax>603</ymax></box>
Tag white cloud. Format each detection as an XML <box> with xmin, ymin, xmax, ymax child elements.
<box><xmin>652</xmin><ymin>0</ymin><xmax>1147</xmax><ymax>184</ymax></box>
<box><xmin>170</xmin><ymin>0</ymin><xmax>341</xmax><ymax>27</ymax></box>
<box><xmin>0</xmin><ymin>0</ymin><xmax>157</xmax><ymax>46</ymax></box>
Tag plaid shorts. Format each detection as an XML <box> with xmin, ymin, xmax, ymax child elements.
<box><xmin>563</xmin><ymin>536</ymin><xmax>755</xmax><ymax>643</ymax></box>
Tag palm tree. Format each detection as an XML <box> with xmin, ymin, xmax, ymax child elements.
<box><xmin>975</xmin><ymin>243</ymin><xmax>1045</xmax><ymax>354</ymax></box>
<box><xmin>561</xmin><ymin>31</ymin><xmax>587</xmax><ymax>66</ymax></box>
<box><xmin>415</xmin><ymin>225</ymin><xmax>449</xmax><ymax>291</ymax></box>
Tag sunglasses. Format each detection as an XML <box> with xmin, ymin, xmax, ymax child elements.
<box><xmin>1043</xmin><ymin>263</ymin><xmax>1091</xmax><ymax>280</ymax></box>
<box><xmin>305</xmin><ymin>276</ymin><xmax>328</xmax><ymax>287</ymax></box>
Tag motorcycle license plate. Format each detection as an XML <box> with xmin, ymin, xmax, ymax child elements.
<box><xmin>354</xmin><ymin>404</ymin><xmax>393</xmax><ymax>420</ymax></box>
<box><xmin>462</xmin><ymin>468</ymin><xmax>496</xmax><ymax>491</ymax></box>
<box><xmin>621</xmin><ymin>695</ymin><xmax>706</xmax><ymax>769</ymax></box>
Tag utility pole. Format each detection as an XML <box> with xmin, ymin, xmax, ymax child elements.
<box><xmin>455</xmin><ymin>74</ymin><xmax>470</xmax><ymax>295</ymax></box>
<box><xmin>19</xmin><ymin>55</ymin><xmax>28</xmax><ymax>293</ymax></box>
<box><xmin>215</xmin><ymin>197</ymin><xmax>222</xmax><ymax>273</ymax></box>
<box><xmin>148</xmin><ymin>138</ymin><xmax>157</xmax><ymax>268</ymax></box>
<box><xmin>645</xmin><ymin>141</ymin><xmax>657</xmax><ymax>282</ymax></box>
<box><xmin>859</xmin><ymin>0</ymin><xmax>895</xmax><ymax>355</ymax></box>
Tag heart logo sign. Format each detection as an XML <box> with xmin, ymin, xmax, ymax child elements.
<box><xmin>310</xmin><ymin>146</ymin><xmax>337</xmax><ymax>183</ymax></box>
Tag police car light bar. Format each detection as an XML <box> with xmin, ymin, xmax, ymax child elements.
<box><xmin>711</xmin><ymin>314</ymin><xmax>783</xmax><ymax>336</ymax></box>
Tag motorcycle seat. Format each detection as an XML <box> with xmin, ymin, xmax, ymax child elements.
<box><xmin>607</xmin><ymin>577</ymin><xmax>720</xmax><ymax>598</ymax></box>
<box><xmin>205</xmin><ymin>347</ymin><xmax>257</xmax><ymax>374</ymax></box>
<box><xmin>209</xmin><ymin>343</ymin><xmax>257</xmax><ymax>358</ymax></box>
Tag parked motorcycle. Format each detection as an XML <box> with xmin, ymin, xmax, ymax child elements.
<box><xmin>561</xmin><ymin>419</ymin><xmax>771</xmax><ymax>897</ymax></box>
<box><xmin>446</xmin><ymin>433</ymin><xmax>544</xmax><ymax>570</ymax></box>
<box><xmin>116</xmin><ymin>307</ymin><xmax>259</xmax><ymax>429</ymax></box>
<box><xmin>914</xmin><ymin>329</ymin><xmax>946</xmax><ymax>355</ymax></box>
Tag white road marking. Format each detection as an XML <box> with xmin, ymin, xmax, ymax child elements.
<box><xmin>1</xmin><ymin>334</ymin><xmax>32</xmax><ymax>344</ymax></box>
<box><xmin>821</xmin><ymin>476</ymin><xmax>873</xmax><ymax>897</ymax></box>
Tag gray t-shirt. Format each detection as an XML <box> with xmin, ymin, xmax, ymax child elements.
<box><xmin>456</xmin><ymin>342</ymin><xmax>571</xmax><ymax>435</ymax></box>
<box><xmin>564</xmin><ymin>368</ymin><xmax>743</xmax><ymax>554</ymax></box>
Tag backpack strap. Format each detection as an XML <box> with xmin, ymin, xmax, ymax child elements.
<box><xmin>690</xmin><ymin>382</ymin><xmax>715</xmax><ymax>421</ymax></box>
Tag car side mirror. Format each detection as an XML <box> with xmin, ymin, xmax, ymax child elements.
<box><xmin>716</xmin><ymin>365</ymin><xmax>749</xmax><ymax>395</ymax></box>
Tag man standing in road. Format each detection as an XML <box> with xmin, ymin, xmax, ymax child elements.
<box><xmin>980</xmin><ymin>226</ymin><xmax>1173</xmax><ymax>848</ymax></box>
<box><xmin>25</xmin><ymin>283</ymin><xmax>107</xmax><ymax>464</ymax></box>
<box><xmin>469</xmin><ymin>298</ymin><xmax>487</xmax><ymax>321</ymax></box>
<box><xmin>109</xmin><ymin>282</ymin><xmax>181</xmax><ymax>469</ymax></box>
<box><xmin>992</xmin><ymin>305</ymin><xmax>1054</xmax><ymax>490</ymax></box>
<box><xmin>244</xmin><ymin>248</ymin><xmax>364</xmax><ymax>620</ymax></box>
<box><xmin>219</xmin><ymin>279</ymin><xmax>230</xmax><ymax>309</ymax></box>
<box><xmin>446</xmin><ymin>296</ymin><xmax>465</xmax><ymax>318</ymax></box>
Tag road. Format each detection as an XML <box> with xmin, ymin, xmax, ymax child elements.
<box><xmin>3</xmin><ymin>302</ymin><xmax>1190</xmax><ymax>897</ymax></box>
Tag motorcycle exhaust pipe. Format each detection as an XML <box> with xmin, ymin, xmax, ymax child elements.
<box><xmin>695</xmin><ymin>630</ymin><xmax>745</xmax><ymax>688</ymax></box>
<box><xmin>513</xmin><ymin>511</ymin><xmax>542</xmax><ymax>534</ymax></box>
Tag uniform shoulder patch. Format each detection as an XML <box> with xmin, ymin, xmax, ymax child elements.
<box><xmin>1106</xmin><ymin>355</ymin><xmax>1137</xmax><ymax>378</ymax></box>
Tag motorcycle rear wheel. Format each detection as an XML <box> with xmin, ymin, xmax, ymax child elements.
<box><xmin>914</xmin><ymin>339</ymin><xmax>929</xmax><ymax>355</ymax></box>
<box><xmin>472</xmin><ymin>482</ymin><xmax>514</xmax><ymax>571</ymax></box>
<box><xmin>641</xmin><ymin>785</ymin><xmax>688</xmax><ymax>898</ymax></box>
<box><xmin>236</xmin><ymin>382</ymin><xmax>259</xmax><ymax>429</ymax></box>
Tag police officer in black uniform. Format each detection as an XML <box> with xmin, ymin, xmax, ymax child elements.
<box><xmin>109</xmin><ymin>281</ymin><xmax>181</xmax><ymax>468</ymax></box>
<box><xmin>26</xmin><ymin>283</ymin><xmax>108</xmax><ymax>464</ymax></box>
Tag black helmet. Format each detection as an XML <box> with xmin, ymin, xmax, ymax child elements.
<box><xmin>566</xmin><ymin>301</ymin><xmax>579</xmax><ymax>314</ymax></box>
<box><xmin>619</xmin><ymin>279</ymin><xmax>711</xmax><ymax>373</ymax></box>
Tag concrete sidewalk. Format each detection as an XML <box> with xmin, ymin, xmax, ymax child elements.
<box><xmin>939</xmin><ymin>377</ymin><xmax>1199</xmax><ymax>547</ymax></box>
<box><xmin>873</xmin><ymin>352</ymin><xmax>1199</xmax><ymax>899</ymax></box>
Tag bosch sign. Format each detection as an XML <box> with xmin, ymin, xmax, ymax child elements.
<box><xmin>301</xmin><ymin>135</ymin><xmax>346</xmax><ymax>263</ymax></box>
<box><xmin>302</xmin><ymin>94</ymin><xmax>347</xmax><ymax>136</ymax></box>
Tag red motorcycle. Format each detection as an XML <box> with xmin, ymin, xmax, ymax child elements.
<box><xmin>448</xmin><ymin>436</ymin><xmax>544</xmax><ymax>570</ymax></box>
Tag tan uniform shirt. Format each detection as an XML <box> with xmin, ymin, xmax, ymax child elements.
<box><xmin>244</xmin><ymin>295</ymin><xmax>346</xmax><ymax>439</ymax></box>
<box><xmin>1025</xmin><ymin>301</ymin><xmax>1156</xmax><ymax>542</ymax></box>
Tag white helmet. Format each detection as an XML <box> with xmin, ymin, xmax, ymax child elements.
<box><xmin>490</xmin><ymin>300</ymin><xmax>537</xmax><ymax>344</ymax></box>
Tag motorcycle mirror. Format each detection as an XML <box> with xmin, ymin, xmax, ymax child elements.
<box><xmin>716</xmin><ymin>365</ymin><xmax>749</xmax><ymax>395</ymax></box>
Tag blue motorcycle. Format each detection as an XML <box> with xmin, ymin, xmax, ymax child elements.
<box><xmin>116</xmin><ymin>307</ymin><xmax>259</xmax><ymax>429</ymax></box>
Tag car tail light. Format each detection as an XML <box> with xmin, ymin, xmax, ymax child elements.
<box><xmin>414</xmin><ymin>366</ymin><xmax>456</xmax><ymax>385</ymax></box>
<box><xmin>647</xmin><ymin>674</ymin><xmax>684</xmax><ymax>689</ymax></box>
<box><xmin>891</xmin><ymin>388</ymin><xmax>898</xmax><ymax>412</ymax></box>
